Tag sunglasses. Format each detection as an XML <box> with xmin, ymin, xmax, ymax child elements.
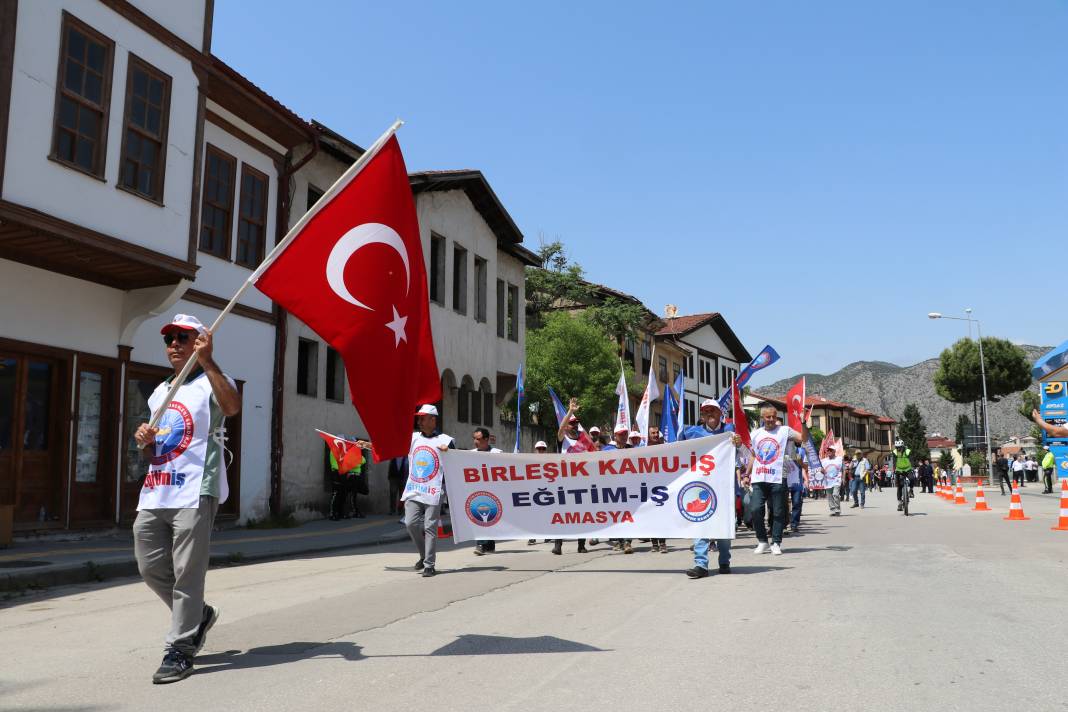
<box><xmin>163</xmin><ymin>332</ymin><xmax>193</xmax><ymax>346</ymax></box>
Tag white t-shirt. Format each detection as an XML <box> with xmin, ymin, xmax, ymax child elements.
<box><xmin>403</xmin><ymin>432</ymin><xmax>454</xmax><ymax>505</ymax></box>
<box><xmin>823</xmin><ymin>457</ymin><xmax>844</xmax><ymax>487</ymax></box>
<box><xmin>749</xmin><ymin>426</ymin><xmax>796</xmax><ymax>484</ymax></box>
<box><xmin>1012</xmin><ymin>459</ymin><xmax>1025</xmax><ymax>472</ymax></box>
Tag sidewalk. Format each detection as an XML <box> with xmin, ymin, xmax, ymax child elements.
<box><xmin>0</xmin><ymin>515</ymin><xmax>410</xmax><ymax>594</ymax></box>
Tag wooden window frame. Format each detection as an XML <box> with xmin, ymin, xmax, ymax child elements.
<box><xmin>117</xmin><ymin>53</ymin><xmax>171</xmax><ymax>204</ymax></box>
<box><xmin>49</xmin><ymin>12</ymin><xmax>115</xmax><ymax>179</ymax></box>
<box><xmin>198</xmin><ymin>143</ymin><xmax>237</xmax><ymax>259</ymax></box>
<box><xmin>235</xmin><ymin>163</ymin><xmax>269</xmax><ymax>268</ymax></box>
<box><xmin>296</xmin><ymin>338</ymin><xmax>319</xmax><ymax>397</ymax></box>
<box><xmin>473</xmin><ymin>256</ymin><xmax>488</xmax><ymax>323</ymax></box>
<box><xmin>325</xmin><ymin>346</ymin><xmax>345</xmax><ymax>403</ymax></box>
<box><xmin>430</xmin><ymin>234</ymin><xmax>446</xmax><ymax>306</ymax></box>
<box><xmin>452</xmin><ymin>243</ymin><xmax>468</xmax><ymax>315</ymax></box>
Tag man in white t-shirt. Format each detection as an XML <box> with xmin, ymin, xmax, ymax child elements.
<box><xmin>132</xmin><ymin>314</ymin><xmax>241</xmax><ymax>684</ymax></box>
<box><xmin>362</xmin><ymin>404</ymin><xmax>454</xmax><ymax>577</ymax></box>
<box><xmin>746</xmin><ymin>402</ymin><xmax>807</xmax><ymax>555</ymax></box>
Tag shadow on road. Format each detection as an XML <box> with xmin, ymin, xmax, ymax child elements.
<box><xmin>196</xmin><ymin>634</ymin><xmax>604</xmax><ymax>673</ymax></box>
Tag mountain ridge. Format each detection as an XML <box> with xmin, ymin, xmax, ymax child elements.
<box><xmin>754</xmin><ymin>346</ymin><xmax>1051</xmax><ymax>439</ymax></box>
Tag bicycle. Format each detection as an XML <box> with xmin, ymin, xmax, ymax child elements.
<box><xmin>896</xmin><ymin>472</ymin><xmax>911</xmax><ymax>516</ymax></box>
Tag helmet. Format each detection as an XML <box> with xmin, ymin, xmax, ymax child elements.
<box><xmin>893</xmin><ymin>439</ymin><xmax>905</xmax><ymax>449</ymax></box>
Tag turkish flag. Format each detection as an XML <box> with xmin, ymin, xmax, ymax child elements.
<box><xmin>316</xmin><ymin>429</ymin><xmax>364</xmax><ymax>474</ymax></box>
<box><xmin>786</xmin><ymin>377</ymin><xmax>805</xmax><ymax>433</ymax></box>
<box><xmin>256</xmin><ymin>136</ymin><xmax>440</xmax><ymax>461</ymax></box>
<box><xmin>731</xmin><ymin>380</ymin><xmax>751</xmax><ymax>449</ymax></box>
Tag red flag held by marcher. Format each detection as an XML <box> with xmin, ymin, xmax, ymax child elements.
<box><xmin>786</xmin><ymin>377</ymin><xmax>806</xmax><ymax>433</ymax></box>
<box><xmin>731</xmin><ymin>380</ymin><xmax>751</xmax><ymax>449</ymax></box>
<box><xmin>256</xmin><ymin>136</ymin><xmax>440</xmax><ymax>461</ymax></box>
<box><xmin>316</xmin><ymin>429</ymin><xmax>364</xmax><ymax>474</ymax></box>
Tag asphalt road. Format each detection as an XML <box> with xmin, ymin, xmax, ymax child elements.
<box><xmin>3</xmin><ymin>485</ymin><xmax>1067</xmax><ymax>712</ymax></box>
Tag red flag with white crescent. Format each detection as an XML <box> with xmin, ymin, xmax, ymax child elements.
<box><xmin>786</xmin><ymin>377</ymin><xmax>806</xmax><ymax>433</ymax></box>
<box><xmin>256</xmin><ymin>136</ymin><xmax>440</xmax><ymax>461</ymax></box>
<box><xmin>316</xmin><ymin>429</ymin><xmax>364</xmax><ymax>474</ymax></box>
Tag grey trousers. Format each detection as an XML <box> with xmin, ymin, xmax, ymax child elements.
<box><xmin>404</xmin><ymin>499</ymin><xmax>441</xmax><ymax>568</ymax></box>
<box><xmin>133</xmin><ymin>495</ymin><xmax>218</xmax><ymax>657</ymax></box>
<box><xmin>827</xmin><ymin>487</ymin><xmax>841</xmax><ymax>514</ymax></box>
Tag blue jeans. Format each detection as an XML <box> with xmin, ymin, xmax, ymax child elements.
<box><xmin>789</xmin><ymin>483</ymin><xmax>804</xmax><ymax>528</ymax></box>
<box><xmin>693</xmin><ymin>538</ymin><xmax>731</xmax><ymax>569</ymax></box>
<box><xmin>849</xmin><ymin>478</ymin><xmax>866</xmax><ymax>506</ymax></box>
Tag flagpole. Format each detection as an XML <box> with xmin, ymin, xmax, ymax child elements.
<box><xmin>147</xmin><ymin>120</ymin><xmax>405</xmax><ymax>429</ymax></box>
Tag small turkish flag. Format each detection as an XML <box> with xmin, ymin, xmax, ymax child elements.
<box><xmin>786</xmin><ymin>377</ymin><xmax>805</xmax><ymax>433</ymax></box>
<box><xmin>256</xmin><ymin>135</ymin><xmax>440</xmax><ymax>461</ymax></box>
<box><xmin>316</xmin><ymin>429</ymin><xmax>364</xmax><ymax>474</ymax></box>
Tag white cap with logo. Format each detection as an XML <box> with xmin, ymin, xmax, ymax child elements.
<box><xmin>160</xmin><ymin>314</ymin><xmax>207</xmax><ymax>336</ymax></box>
<box><xmin>700</xmin><ymin>398</ymin><xmax>722</xmax><ymax>412</ymax></box>
<box><xmin>416</xmin><ymin>404</ymin><xmax>439</xmax><ymax>417</ymax></box>
<box><xmin>534</xmin><ymin>440</ymin><xmax>548</xmax><ymax>449</ymax></box>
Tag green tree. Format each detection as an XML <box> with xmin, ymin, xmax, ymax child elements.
<box><xmin>937</xmin><ymin>450</ymin><xmax>956</xmax><ymax>472</ymax></box>
<box><xmin>520</xmin><ymin>311</ymin><xmax>636</xmax><ymax>431</ymax></box>
<box><xmin>808</xmin><ymin>427</ymin><xmax>825</xmax><ymax>453</ymax></box>
<box><xmin>897</xmin><ymin>404</ymin><xmax>930</xmax><ymax>464</ymax></box>
<box><xmin>933</xmin><ymin>337</ymin><xmax>1032</xmax><ymax>404</ymax></box>
<box><xmin>523</xmin><ymin>241</ymin><xmax>593</xmax><ymax>328</ymax></box>
<box><xmin>583</xmin><ymin>297</ymin><xmax>650</xmax><ymax>354</ymax></box>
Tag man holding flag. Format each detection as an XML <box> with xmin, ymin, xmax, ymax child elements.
<box><xmin>748</xmin><ymin>395</ymin><xmax>810</xmax><ymax>556</ymax></box>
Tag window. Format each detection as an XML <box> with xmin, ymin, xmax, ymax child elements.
<box><xmin>118</xmin><ymin>55</ymin><xmax>171</xmax><ymax>201</ymax></box>
<box><xmin>688</xmin><ymin>355</ymin><xmax>694</xmax><ymax>379</ymax></box>
<box><xmin>658</xmin><ymin>356</ymin><xmax>668</xmax><ymax>384</ymax></box>
<box><xmin>496</xmin><ymin>279</ymin><xmax>506</xmax><ymax>337</ymax></box>
<box><xmin>430</xmin><ymin>234</ymin><xmax>446</xmax><ymax>305</ymax></box>
<box><xmin>624</xmin><ymin>336</ymin><xmax>635</xmax><ymax>365</ymax></box>
<box><xmin>831</xmin><ymin>416</ymin><xmax>842</xmax><ymax>435</ymax></box>
<box><xmin>507</xmin><ymin>283</ymin><xmax>519</xmax><ymax>341</ymax></box>
<box><xmin>641</xmin><ymin>340</ymin><xmax>651</xmax><ymax>376</ymax></box>
<box><xmin>198</xmin><ymin>144</ymin><xmax>236</xmax><ymax>258</ymax></box>
<box><xmin>811</xmin><ymin>415</ymin><xmax>821</xmax><ymax>430</ymax></box>
<box><xmin>296</xmin><ymin>339</ymin><xmax>318</xmax><ymax>397</ymax></box>
<box><xmin>474</xmin><ymin>256</ymin><xmax>488</xmax><ymax>323</ymax></box>
<box><xmin>325</xmin><ymin>347</ymin><xmax>345</xmax><ymax>402</ymax></box>
<box><xmin>470</xmin><ymin>387</ymin><xmax>482</xmax><ymax>425</ymax></box>
<box><xmin>484</xmin><ymin>390</ymin><xmax>494</xmax><ymax>428</ymax></box>
<box><xmin>307</xmin><ymin>185</ymin><xmax>324</xmax><ymax>213</ymax></box>
<box><xmin>452</xmin><ymin>244</ymin><xmax>467</xmax><ymax>314</ymax></box>
<box><xmin>458</xmin><ymin>382</ymin><xmax>470</xmax><ymax>423</ymax></box>
<box><xmin>685</xmin><ymin>399</ymin><xmax>696</xmax><ymax>427</ymax></box>
<box><xmin>672</xmin><ymin>363</ymin><xmax>681</xmax><ymax>385</ymax></box>
<box><xmin>236</xmin><ymin>164</ymin><xmax>268</xmax><ymax>267</ymax></box>
<box><xmin>51</xmin><ymin>14</ymin><xmax>114</xmax><ymax>177</ymax></box>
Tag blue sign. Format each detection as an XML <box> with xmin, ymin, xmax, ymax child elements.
<box><xmin>1034</xmin><ymin>340</ymin><xmax>1068</xmax><ymax>383</ymax></box>
<box><xmin>1040</xmin><ymin>382</ymin><xmax>1068</xmax><ymax>445</ymax></box>
<box><xmin>1052</xmin><ymin>444</ymin><xmax>1068</xmax><ymax>480</ymax></box>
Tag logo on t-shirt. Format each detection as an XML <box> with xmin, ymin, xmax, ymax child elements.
<box><xmin>754</xmin><ymin>436</ymin><xmax>781</xmax><ymax>465</ymax></box>
<box><xmin>151</xmin><ymin>402</ymin><xmax>194</xmax><ymax>466</ymax></box>
<box><xmin>410</xmin><ymin>445</ymin><xmax>441</xmax><ymax>483</ymax></box>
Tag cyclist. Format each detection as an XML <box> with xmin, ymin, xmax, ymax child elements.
<box><xmin>891</xmin><ymin>439</ymin><xmax>914</xmax><ymax>512</ymax></box>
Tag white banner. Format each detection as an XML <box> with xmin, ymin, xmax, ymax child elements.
<box><xmin>441</xmin><ymin>436</ymin><xmax>737</xmax><ymax>542</ymax></box>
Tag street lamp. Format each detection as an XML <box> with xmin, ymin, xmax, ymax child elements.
<box><xmin>928</xmin><ymin>311</ymin><xmax>994</xmax><ymax>485</ymax></box>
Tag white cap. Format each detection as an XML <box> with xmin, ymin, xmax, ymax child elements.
<box><xmin>614</xmin><ymin>423</ymin><xmax>629</xmax><ymax>434</ymax></box>
<box><xmin>629</xmin><ymin>430</ymin><xmax>642</xmax><ymax>439</ymax></box>
<box><xmin>161</xmin><ymin>314</ymin><xmax>207</xmax><ymax>336</ymax></box>
<box><xmin>534</xmin><ymin>440</ymin><xmax>547</xmax><ymax>449</ymax></box>
<box><xmin>416</xmin><ymin>404</ymin><xmax>439</xmax><ymax>417</ymax></box>
<box><xmin>700</xmin><ymin>398</ymin><xmax>722</xmax><ymax>412</ymax></box>
<box><xmin>589</xmin><ymin>426</ymin><xmax>601</xmax><ymax>434</ymax></box>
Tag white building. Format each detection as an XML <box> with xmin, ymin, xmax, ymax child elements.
<box><xmin>0</xmin><ymin>0</ymin><xmax>310</xmax><ymax>528</ymax></box>
<box><xmin>655</xmin><ymin>313</ymin><xmax>751</xmax><ymax>426</ymax></box>
<box><xmin>277</xmin><ymin>138</ymin><xmax>539</xmax><ymax>514</ymax></box>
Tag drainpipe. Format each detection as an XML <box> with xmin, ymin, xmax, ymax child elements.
<box><xmin>268</xmin><ymin>130</ymin><xmax>319</xmax><ymax>516</ymax></box>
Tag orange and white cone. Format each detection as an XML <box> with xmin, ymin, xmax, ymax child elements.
<box><xmin>1004</xmin><ymin>483</ymin><xmax>1030</xmax><ymax>521</ymax></box>
<box><xmin>954</xmin><ymin>484</ymin><xmax>967</xmax><ymax>505</ymax></box>
<box><xmin>937</xmin><ymin>483</ymin><xmax>946</xmax><ymax>499</ymax></box>
<box><xmin>972</xmin><ymin>481</ymin><xmax>991</xmax><ymax>511</ymax></box>
<box><xmin>1051</xmin><ymin>479</ymin><xmax>1068</xmax><ymax>531</ymax></box>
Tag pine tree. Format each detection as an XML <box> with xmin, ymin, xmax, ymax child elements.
<box><xmin>898</xmin><ymin>404</ymin><xmax>930</xmax><ymax>464</ymax></box>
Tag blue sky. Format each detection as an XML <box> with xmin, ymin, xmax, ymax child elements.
<box><xmin>214</xmin><ymin>0</ymin><xmax>1067</xmax><ymax>385</ymax></box>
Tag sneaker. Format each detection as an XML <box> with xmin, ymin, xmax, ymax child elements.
<box><xmin>551</xmin><ymin>544</ymin><xmax>562</xmax><ymax>555</ymax></box>
<box><xmin>754</xmin><ymin>542</ymin><xmax>770</xmax><ymax>555</ymax></box>
<box><xmin>473</xmin><ymin>546</ymin><xmax>485</xmax><ymax>556</ymax></box>
<box><xmin>790</xmin><ymin>525</ymin><xmax>799</xmax><ymax>533</ymax></box>
<box><xmin>577</xmin><ymin>545</ymin><xmax>588</xmax><ymax>553</ymax></box>
<box><xmin>718</xmin><ymin>565</ymin><xmax>732</xmax><ymax>574</ymax></box>
<box><xmin>527</xmin><ymin>539</ymin><xmax>536</xmax><ymax>545</ymax></box>
<box><xmin>192</xmin><ymin>604</ymin><xmax>220</xmax><ymax>655</ymax></box>
<box><xmin>152</xmin><ymin>649</ymin><xmax>193</xmax><ymax>684</ymax></box>
<box><xmin>422</xmin><ymin>567</ymin><xmax>436</xmax><ymax>577</ymax></box>
<box><xmin>685</xmin><ymin>566</ymin><xmax>709</xmax><ymax>579</ymax></box>
<box><xmin>659</xmin><ymin>545</ymin><xmax>668</xmax><ymax>554</ymax></box>
<box><xmin>414</xmin><ymin>558</ymin><xmax>424</xmax><ymax>571</ymax></box>
<box><xmin>650</xmin><ymin>544</ymin><xmax>660</xmax><ymax>553</ymax></box>
<box><xmin>589</xmin><ymin>539</ymin><xmax>600</xmax><ymax>545</ymax></box>
<box><xmin>623</xmin><ymin>543</ymin><xmax>633</xmax><ymax>554</ymax></box>
<box><xmin>770</xmin><ymin>543</ymin><xmax>783</xmax><ymax>556</ymax></box>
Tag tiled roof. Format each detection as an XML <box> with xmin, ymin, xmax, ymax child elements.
<box><xmin>656</xmin><ymin>313</ymin><xmax>719</xmax><ymax>337</ymax></box>
<box><xmin>927</xmin><ymin>437</ymin><xmax>957</xmax><ymax>448</ymax></box>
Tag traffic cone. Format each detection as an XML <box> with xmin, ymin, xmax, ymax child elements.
<box><xmin>437</xmin><ymin>519</ymin><xmax>452</xmax><ymax>538</ymax></box>
<box><xmin>972</xmin><ymin>481</ymin><xmax>991</xmax><ymax>511</ymax></box>
<box><xmin>941</xmin><ymin>484</ymin><xmax>950</xmax><ymax>500</ymax></box>
<box><xmin>1003</xmin><ymin>483</ymin><xmax>1030</xmax><ymax>521</ymax></box>
<box><xmin>954</xmin><ymin>484</ymin><xmax>967</xmax><ymax>505</ymax></box>
<box><xmin>1051</xmin><ymin>479</ymin><xmax>1068</xmax><ymax>531</ymax></box>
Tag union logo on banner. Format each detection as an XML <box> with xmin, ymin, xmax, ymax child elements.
<box><xmin>465</xmin><ymin>491</ymin><xmax>503</xmax><ymax>527</ymax></box>
<box><xmin>677</xmin><ymin>482</ymin><xmax>717</xmax><ymax>522</ymax></box>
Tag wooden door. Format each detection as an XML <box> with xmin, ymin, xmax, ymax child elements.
<box><xmin>68</xmin><ymin>363</ymin><xmax>115</xmax><ymax>525</ymax></box>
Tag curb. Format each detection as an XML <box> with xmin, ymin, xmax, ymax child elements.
<box><xmin>1</xmin><ymin>529</ymin><xmax>410</xmax><ymax>595</ymax></box>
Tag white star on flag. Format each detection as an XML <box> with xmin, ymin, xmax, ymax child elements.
<box><xmin>385</xmin><ymin>306</ymin><xmax>408</xmax><ymax>347</ymax></box>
